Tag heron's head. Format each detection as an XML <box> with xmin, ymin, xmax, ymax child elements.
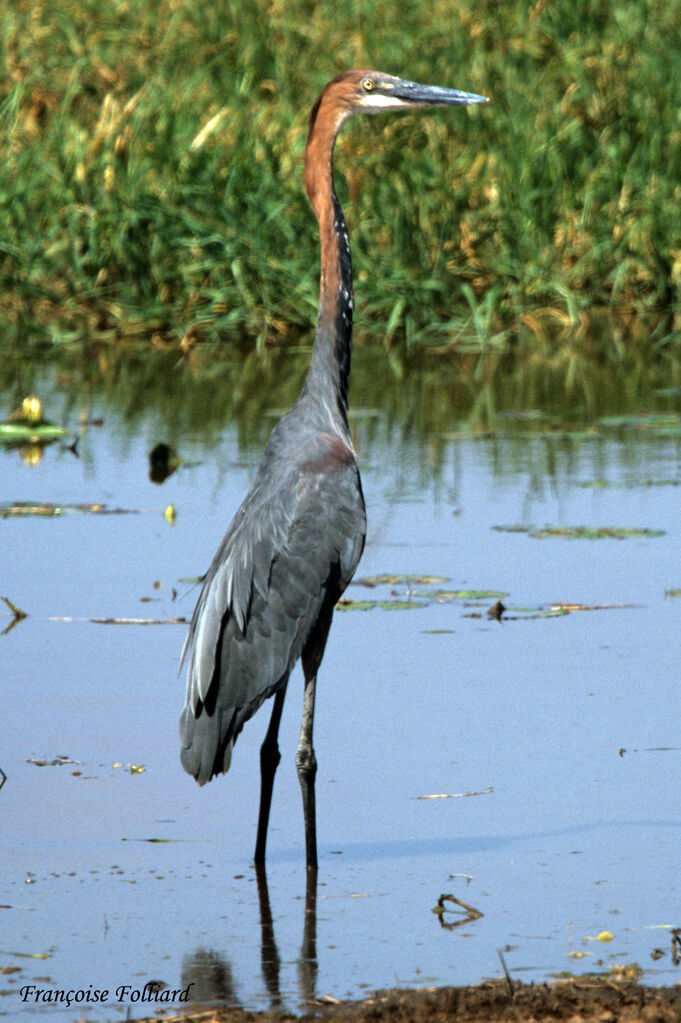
<box><xmin>350</xmin><ymin>70</ymin><xmax>488</xmax><ymax>114</ymax></box>
<box><xmin>305</xmin><ymin>70</ymin><xmax>487</xmax><ymax>210</ymax></box>
<box><xmin>311</xmin><ymin>70</ymin><xmax>488</xmax><ymax>136</ymax></box>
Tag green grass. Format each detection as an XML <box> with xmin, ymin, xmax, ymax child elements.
<box><xmin>2</xmin><ymin>0</ymin><xmax>681</xmax><ymax>352</ymax></box>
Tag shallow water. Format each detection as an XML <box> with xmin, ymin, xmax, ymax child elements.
<box><xmin>2</xmin><ymin>349</ymin><xmax>680</xmax><ymax>1021</ymax></box>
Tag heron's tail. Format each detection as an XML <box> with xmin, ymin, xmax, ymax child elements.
<box><xmin>179</xmin><ymin>702</ymin><xmax>234</xmax><ymax>785</ymax></box>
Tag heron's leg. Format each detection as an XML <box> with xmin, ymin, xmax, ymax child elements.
<box><xmin>296</xmin><ymin>670</ymin><xmax>318</xmax><ymax>870</ymax></box>
<box><xmin>255</xmin><ymin>686</ymin><xmax>287</xmax><ymax>865</ymax></box>
<box><xmin>297</xmin><ymin>604</ymin><xmax>336</xmax><ymax>871</ymax></box>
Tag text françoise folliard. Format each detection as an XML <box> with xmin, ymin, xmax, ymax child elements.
<box><xmin>19</xmin><ymin>982</ymin><xmax>194</xmax><ymax>1009</ymax></box>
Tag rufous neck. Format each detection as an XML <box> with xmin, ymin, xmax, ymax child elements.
<box><xmin>303</xmin><ymin>105</ymin><xmax>354</xmax><ymax>417</ymax></box>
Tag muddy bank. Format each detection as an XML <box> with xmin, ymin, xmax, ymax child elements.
<box><xmin>134</xmin><ymin>980</ymin><xmax>681</xmax><ymax>1023</ymax></box>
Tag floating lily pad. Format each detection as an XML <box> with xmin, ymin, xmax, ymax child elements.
<box><xmin>420</xmin><ymin>588</ymin><xmax>508</xmax><ymax>602</ymax></box>
<box><xmin>335</xmin><ymin>599</ymin><xmax>376</xmax><ymax>612</ymax></box>
<box><xmin>493</xmin><ymin>524</ymin><xmax>664</xmax><ymax>540</ymax></box>
<box><xmin>1</xmin><ymin>951</ymin><xmax>52</xmax><ymax>960</ymax></box>
<box><xmin>0</xmin><ymin>502</ymin><xmax>66</xmax><ymax>518</ymax></box>
<box><xmin>549</xmin><ymin>602</ymin><xmax>633</xmax><ymax>613</ymax></box>
<box><xmin>0</xmin><ymin>395</ymin><xmax>71</xmax><ymax>447</ymax></box>
<box><xmin>468</xmin><ymin>601</ymin><xmax>633</xmax><ymax>621</ymax></box>
<box><xmin>337</xmin><ymin>598</ymin><xmax>426</xmax><ymax>612</ymax></box>
<box><xmin>634</xmin><ymin>479</ymin><xmax>681</xmax><ymax>487</ymax></box>
<box><xmin>340</xmin><ymin>576</ymin><xmax>506</xmax><ymax>613</ymax></box>
<box><xmin>597</xmin><ymin>413</ymin><xmax>681</xmax><ymax>437</ymax></box>
<box><xmin>465</xmin><ymin>605</ymin><xmax>570</xmax><ymax>620</ymax></box>
<box><xmin>0</xmin><ymin>422</ymin><xmax>71</xmax><ymax>445</ymax></box>
<box><xmin>357</xmin><ymin>574</ymin><xmax>449</xmax><ymax>587</ymax></box>
<box><xmin>0</xmin><ymin>502</ymin><xmax>138</xmax><ymax>518</ymax></box>
<box><xmin>498</xmin><ymin>410</ymin><xmax>549</xmax><ymax>422</ymax></box>
<box><xmin>578</xmin><ymin>478</ymin><xmax>680</xmax><ymax>489</ymax></box>
<box><xmin>531</xmin><ymin>526</ymin><xmax>665</xmax><ymax>540</ymax></box>
<box><xmin>380</xmin><ymin>600</ymin><xmax>425</xmax><ymax>610</ymax></box>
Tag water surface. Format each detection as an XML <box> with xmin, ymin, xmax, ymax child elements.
<box><xmin>2</xmin><ymin>347</ymin><xmax>680</xmax><ymax>1020</ymax></box>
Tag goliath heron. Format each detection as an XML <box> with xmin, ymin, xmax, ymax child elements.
<box><xmin>180</xmin><ymin>70</ymin><xmax>487</xmax><ymax>869</ymax></box>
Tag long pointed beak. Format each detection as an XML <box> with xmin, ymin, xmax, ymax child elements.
<box><xmin>392</xmin><ymin>79</ymin><xmax>488</xmax><ymax>107</ymax></box>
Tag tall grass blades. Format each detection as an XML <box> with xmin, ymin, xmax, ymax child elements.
<box><xmin>1</xmin><ymin>0</ymin><xmax>680</xmax><ymax>351</ymax></box>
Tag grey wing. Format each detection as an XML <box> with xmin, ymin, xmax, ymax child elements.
<box><xmin>180</xmin><ymin>445</ymin><xmax>365</xmax><ymax>785</ymax></box>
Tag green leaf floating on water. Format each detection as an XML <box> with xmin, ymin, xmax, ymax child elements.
<box><xmin>0</xmin><ymin>422</ymin><xmax>70</xmax><ymax>444</ymax></box>
<box><xmin>1</xmin><ymin>395</ymin><xmax>71</xmax><ymax>446</ymax></box>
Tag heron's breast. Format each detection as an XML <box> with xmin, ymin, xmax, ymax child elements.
<box><xmin>300</xmin><ymin>432</ymin><xmax>356</xmax><ymax>475</ymax></box>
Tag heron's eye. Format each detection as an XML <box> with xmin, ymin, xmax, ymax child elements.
<box><xmin>361</xmin><ymin>78</ymin><xmax>375</xmax><ymax>93</ymax></box>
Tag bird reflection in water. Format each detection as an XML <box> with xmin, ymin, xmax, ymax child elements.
<box><xmin>181</xmin><ymin>867</ymin><xmax>318</xmax><ymax>1012</ymax></box>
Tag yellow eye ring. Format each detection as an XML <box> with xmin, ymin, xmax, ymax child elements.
<box><xmin>361</xmin><ymin>78</ymin><xmax>375</xmax><ymax>92</ymax></box>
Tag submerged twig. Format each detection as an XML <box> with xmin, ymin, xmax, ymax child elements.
<box><xmin>432</xmin><ymin>893</ymin><xmax>483</xmax><ymax>930</ymax></box>
<box><xmin>487</xmin><ymin>599</ymin><xmax>506</xmax><ymax>621</ymax></box>
<box><xmin>45</xmin><ymin>615</ymin><xmax>188</xmax><ymax>626</ymax></box>
<box><xmin>26</xmin><ymin>756</ymin><xmax>80</xmax><ymax>768</ymax></box>
<box><xmin>90</xmin><ymin>616</ymin><xmax>189</xmax><ymax>626</ymax></box>
<box><xmin>671</xmin><ymin>928</ymin><xmax>681</xmax><ymax>966</ymax></box>
<box><xmin>2</xmin><ymin>596</ymin><xmax>27</xmax><ymax>635</ymax></box>
<box><xmin>416</xmin><ymin>786</ymin><xmax>493</xmax><ymax>800</ymax></box>
<box><xmin>497</xmin><ymin>948</ymin><xmax>514</xmax><ymax>996</ymax></box>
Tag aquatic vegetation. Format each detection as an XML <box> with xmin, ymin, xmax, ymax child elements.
<box><xmin>0</xmin><ymin>502</ymin><xmax>138</xmax><ymax>517</ymax></box>
<box><xmin>493</xmin><ymin>524</ymin><xmax>665</xmax><ymax>540</ymax></box>
<box><xmin>0</xmin><ymin>396</ymin><xmax>70</xmax><ymax>447</ymax></box>
<box><xmin>1</xmin><ymin>0</ymin><xmax>681</xmax><ymax>350</ymax></box>
<box><xmin>339</xmin><ymin>577</ymin><xmax>508</xmax><ymax>612</ymax></box>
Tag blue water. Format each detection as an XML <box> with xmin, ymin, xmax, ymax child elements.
<box><xmin>2</xmin><ymin>377</ymin><xmax>680</xmax><ymax>1021</ymax></box>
